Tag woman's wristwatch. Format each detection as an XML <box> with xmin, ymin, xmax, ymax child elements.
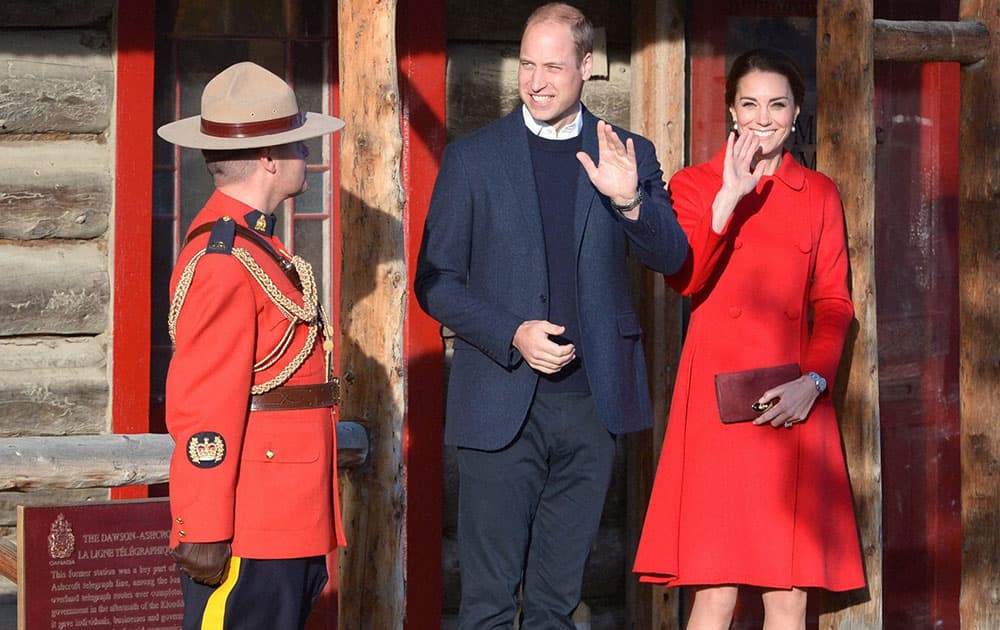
<box><xmin>806</xmin><ymin>371</ymin><xmax>827</xmax><ymax>393</ymax></box>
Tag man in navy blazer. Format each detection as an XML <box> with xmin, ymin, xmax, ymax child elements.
<box><xmin>415</xmin><ymin>3</ymin><xmax>688</xmax><ymax>627</ymax></box>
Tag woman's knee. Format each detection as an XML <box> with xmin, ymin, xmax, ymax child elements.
<box><xmin>761</xmin><ymin>587</ymin><xmax>807</xmax><ymax>619</ymax></box>
<box><xmin>692</xmin><ymin>585</ymin><xmax>739</xmax><ymax>616</ymax></box>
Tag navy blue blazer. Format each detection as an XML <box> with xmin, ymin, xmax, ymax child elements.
<box><xmin>415</xmin><ymin>106</ymin><xmax>689</xmax><ymax>450</ymax></box>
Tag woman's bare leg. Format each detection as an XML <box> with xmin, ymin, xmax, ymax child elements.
<box><xmin>686</xmin><ymin>585</ymin><xmax>738</xmax><ymax>630</ymax></box>
<box><xmin>761</xmin><ymin>587</ymin><xmax>807</xmax><ymax>630</ymax></box>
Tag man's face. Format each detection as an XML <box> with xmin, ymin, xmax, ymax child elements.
<box><xmin>518</xmin><ymin>21</ymin><xmax>592</xmax><ymax>131</ymax></box>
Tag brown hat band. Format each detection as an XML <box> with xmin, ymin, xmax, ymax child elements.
<box><xmin>200</xmin><ymin>112</ymin><xmax>305</xmax><ymax>139</ymax></box>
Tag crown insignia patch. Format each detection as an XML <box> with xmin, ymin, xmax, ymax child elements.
<box><xmin>187</xmin><ymin>432</ymin><xmax>226</xmax><ymax>468</ymax></box>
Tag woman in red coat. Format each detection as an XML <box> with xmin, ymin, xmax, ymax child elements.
<box><xmin>633</xmin><ymin>49</ymin><xmax>864</xmax><ymax>628</ymax></box>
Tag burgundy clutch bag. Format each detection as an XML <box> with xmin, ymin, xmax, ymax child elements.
<box><xmin>714</xmin><ymin>363</ymin><xmax>801</xmax><ymax>424</ymax></box>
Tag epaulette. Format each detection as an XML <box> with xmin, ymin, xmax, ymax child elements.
<box><xmin>185</xmin><ymin>219</ymin><xmax>303</xmax><ymax>290</ymax></box>
<box><xmin>204</xmin><ymin>216</ymin><xmax>237</xmax><ymax>255</ymax></box>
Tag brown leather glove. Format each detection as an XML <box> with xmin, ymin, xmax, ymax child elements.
<box><xmin>170</xmin><ymin>541</ymin><xmax>232</xmax><ymax>586</ymax></box>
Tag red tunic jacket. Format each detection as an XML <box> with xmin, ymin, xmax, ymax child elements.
<box><xmin>166</xmin><ymin>191</ymin><xmax>344</xmax><ymax>559</ymax></box>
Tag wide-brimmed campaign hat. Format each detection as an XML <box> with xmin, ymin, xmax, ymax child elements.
<box><xmin>157</xmin><ymin>61</ymin><xmax>345</xmax><ymax>150</ymax></box>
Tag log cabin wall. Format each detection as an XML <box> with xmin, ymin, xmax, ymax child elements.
<box><xmin>441</xmin><ymin>1</ymin><xmax>636</xmax><ymax>627</ymax></box>
<box><xmin>0</xmin><ymin>0</ymin><xmax>116</xmax><ymax>571</ymax></box>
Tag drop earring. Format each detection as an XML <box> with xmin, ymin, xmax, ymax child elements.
<box><xmin>792</xmin><ymin>118</ymin><xmax>798</xmax><ymax>133</ymax></box>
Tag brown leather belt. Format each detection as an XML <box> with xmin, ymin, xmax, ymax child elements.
<box><xmin>250</xmin><ymin>379</ymin><xmax>341</xmax><ymax>411</ymax></box>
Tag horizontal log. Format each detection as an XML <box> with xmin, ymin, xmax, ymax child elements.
<box><xmin>0</xmin><ymin>336</ymin><xmax>105</xmax><ymax>371</ymax></box>
<box><xmin>0</xmin><ymin>141</ymin><xmax>111</xmax><ymax>240</ymax></box>
<box><xmin>0</xmin><ymin>31</ymin><xmax>114</xmax><ymax>134</ymax></box>
<box><xmin>0</xmin><ymin>243</ymin><xmax>108</xmax><ymax>336</ymax></box>
<box><xmin>1</xmin><ymin>434</ymin><xmax>172</xmax><ymax>491</ymax></box>
<box><xmin>0</xmin><ymin>423</ymin><xmax>369</xmax><ymax>491</ymax></box>
<box><xmin>0</xmin><ymin>367</ymin><xmax>108</xmax><ymax>437</ymax></box>
<box><xmin>0</xmin><ymin>337</ymin><xmax>108</xmax><ymax>437</ymax></box>
<box><xmin>0</xmin><ymin>1</ymin><xmax>113</xmax><ymax>28</ymax></box>
<box><xmin>874</xmin><ymin>19</ymin><xmax>990</xmax><ymax>63</ymax></box>
<box><xmin>447</xmin><ymin>42</ymin><xmax>631</xmax><ymax>141</ymax></box>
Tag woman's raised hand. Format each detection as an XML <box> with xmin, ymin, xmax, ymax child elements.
<box><xmin>722</xmin><ymin>130</ymin><xmax>765</xmax><ymax>199</ymax></box>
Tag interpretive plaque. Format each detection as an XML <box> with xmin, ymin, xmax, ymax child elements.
<box><xmin>17</xmin><ymin>499</ymin><xmax>184</xmax><ymax>630</ymax></box>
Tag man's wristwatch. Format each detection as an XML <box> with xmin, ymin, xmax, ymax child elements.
<box><xmin>806</xmin><ymin>371</ymin><xmax>827</xmax><ymax>394</ymax></box>
<box><xmin>611</xmin><ymin>187</ymin><xmax>644</xmax><ymax>213</ymax></box>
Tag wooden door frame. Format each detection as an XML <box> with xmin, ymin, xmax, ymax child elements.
<box><xmin>112</xmin><ymin>0</ymin><xmax>156</xmax><ymax>500</ymax></box>
<box><xmin>112</xmin><ymin>2</ymin><xmax>448</xmax><ymax>627</ymax></box>
<box><xmin>399</xmin><ymin>0</ymin><xmax>447</xmax><ymax>625</ymax></box>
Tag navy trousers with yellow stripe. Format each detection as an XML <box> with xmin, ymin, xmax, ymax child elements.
<box><xmin>180</xmin><ymin>555</ymin><xmax>327</xmax><ymax>629</ymax></box>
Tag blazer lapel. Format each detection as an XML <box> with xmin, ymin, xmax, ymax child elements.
<box><xmin>574</xmin><ymin>108</ymin><xmax>599</xmax><ymax>255</ymax></box>
<box><xmin>495</xmin><ymin>110</ymin><xmax>545</xmax><ymax>242</ymax></box>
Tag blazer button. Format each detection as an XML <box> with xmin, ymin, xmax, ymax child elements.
<box><xmin>733</xmin><ymin>238</ymin><xmax>744</xmax><ymax>250</ymax></box>
<box><xmin>265</xmin><ymin>449</ymin><xmax>275</xmax><ymax>459</ymax></box>
<box><xmin>539</xmin><ymin>295</ymin><xmax>547</xmax><ymax>303</ymax></box>
<box><xmin>178</xmin><ymin>530</ymin><xmax>186</xmax><ymax>538</ymax></box>
<box><xmin>176</xmin><ymin>517</ymin><xmax>184</xmax><ymax>524</ymax></box>
<box><xmin>728</xmin><ymin>306</ymin><xmax>742</xmax><ymax>318</ymax></box>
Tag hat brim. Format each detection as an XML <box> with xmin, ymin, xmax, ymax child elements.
<box><xmin>157</xmin><ymin>111</ymin><xmax>345</xmax><ymax>150</ymax></box>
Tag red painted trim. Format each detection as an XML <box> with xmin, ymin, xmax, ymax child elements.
<box><xmin>689</xmin><ymin>0</ymin><xmax>727</xmax><ymax>167</ymax></box>
<box><xmin>312</xmin><ymin>10</ymin><xmax>344</xmax><ymax>629</ymax></box>
<box><xmin>398</xmin><ymin>0</ymin><xmax>447</xmax><ymax>626</ymax></box>
<box><xmin>921</xmin><ymin>59</ymin><xmax>962</xmax><ymax>630</ymax></box>
<box><xmin>112</xmin><ymin>1</ymin><xmax>156</xmax><ymax>499</ymax></box>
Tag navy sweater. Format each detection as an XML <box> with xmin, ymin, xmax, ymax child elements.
<box><xmin>527</xmin><ymin>129</ymin><xmax>589</xmax><ymax>393</ymax></box>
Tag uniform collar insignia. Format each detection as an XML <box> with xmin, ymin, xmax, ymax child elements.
<box><xmin>244</xmin><ymin>210</ymin><xmax>276</xmax><ymax>236</ymax></box>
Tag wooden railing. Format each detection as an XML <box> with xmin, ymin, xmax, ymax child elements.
<box><xmin>0</xmin><ymin>422</ymin><xmax>368</xmax><ymax>582</ymax></box>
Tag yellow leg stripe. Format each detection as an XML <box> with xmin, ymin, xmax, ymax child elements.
<box><xmin>201</xmin><ymin>555</ymin><xmax>242</xmax><ymax>630</ymax></box>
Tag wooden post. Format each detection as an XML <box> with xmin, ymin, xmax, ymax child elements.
<box><xmin>816</xmin><ymin>0</ymin><xmax>882</xmax><ymax>627</ymax></box>
<box><xmin>958</xmin><ymin>3</ymin><xmax>1000</xmax><ymax>628</ymax></box>
<box><xmin>0</xmin><ymin>537</ymin><xmax>14</xmax><ymax>583</ymax></box>
<box><xmin>397</xmin><ymin>0</ymin><xmax>447</xmax><ymax>626</ymax></box>
<box><xmin>337</xmin><ymin>0</ymin><xmax>407</xmax><ymax>625</ymax></box>
<box><xmin>629</xmin><ymin>0</ymin><xmax>685</xmax><ymax>627</ymax></box>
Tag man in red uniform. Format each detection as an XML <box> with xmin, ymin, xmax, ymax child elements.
<box><xmin>157</xmin><ymin>61</ymin><xmax>345</xmax><ymax>630</ymax></box>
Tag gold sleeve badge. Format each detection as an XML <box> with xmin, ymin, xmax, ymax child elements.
<box><xmin>187</xmin><ymin>432</ymin><xmax>227</xmax><ymax>468</ymax></box>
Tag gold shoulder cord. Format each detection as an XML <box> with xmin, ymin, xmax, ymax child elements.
<box><xmin>167</xmin><ymin>248</ymin><xmax>333</xmax><ymax>395</ymax></box>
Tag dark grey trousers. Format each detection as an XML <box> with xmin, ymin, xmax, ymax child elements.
<box><xmin>456</xmin><ymin>391</ymin><xmax>617</xmax><ymax>630</ymax></box>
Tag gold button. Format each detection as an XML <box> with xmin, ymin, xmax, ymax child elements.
<box><xmin>265</xmin><ymin>450</ymin><xmax>275</xmax><ymax>459</ymax></box>
<box><xmin>176</xmin><ymin>517</ymin><xmax>184</xmax><ymax>524</ymax></box>
<box><xmin>178</xmin><ymin>530</ymin><xmax>186</xmax><ymax>537</ymax></box>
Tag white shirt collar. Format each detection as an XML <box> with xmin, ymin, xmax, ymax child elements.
<box><xmin>521</xmin><ymin>104</ymin><xmax>583</xmax><ymax>140</ymax></box>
